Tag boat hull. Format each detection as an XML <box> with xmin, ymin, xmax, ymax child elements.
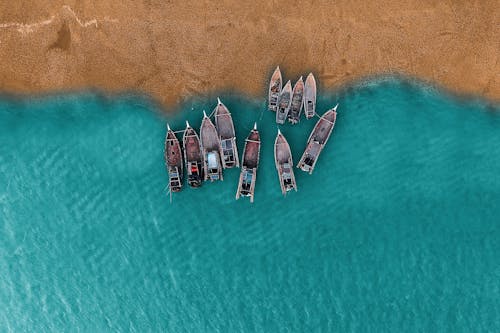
<box><xmin>303</xmin><ymin>73</ymin><xmax>317</xmax><ymax>119</ymax></box>
<box><xmin>276</xmin><ymin>81</ymin><xmax>292</xmax><ymax>124</ymax></box>
<box><xmin>183</xmin><ymin>126</ymin><xmax>204</xmax><ymax>187</ymax></box>
<box><xmin>214</xmin><ymin>99</ymin><xmax>240</xmax><ymax>168</ymax></box>
<box><xmin>297</xmin><ymin>107</ymin><xmax>337</xmax><ymax>174</ymax></box>
<box><xmin>236</xmin><ymin>128</ymin><xmax>261</xmax><ymax>202</ymax></box>
<box><xmin>200</xmin><ymin>115</ymin><xmax>224</xmax><ymax>181</ymax></box>
<box><xmin>268</xmin><ymin>67</ymin><xmax>282</xmax><ymax>112</ymax></box>
<box><xmin>287</xmin><ymin>78</ymin><xmax>305</xmax><ymax>124</ymax></box>
<box><xmin>274</xmin><ymin>131</ymin><xmax>297</xmax><ymax>195</ymax></box>
<box><xmin>165</xmin><ymin>129</ymin><xmax>184</xmax><ymax>192</ymax></box>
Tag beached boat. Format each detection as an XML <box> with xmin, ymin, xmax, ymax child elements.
<box><xmin>200</xmin><ymin>111</ymin><xmax>223</xmax><ymax>181</ymax></box>
<box><xmin>183</xmin><ymin>121</ymin><xmax>204</xmax><ymax>187</ymax></box>
<box><xmin>274</xmin><ymin>129</ymin><xmax>297</xmax><ymax>195</ymax></box>
<box><xmin>276</xmin><ymin>80</ymin><xmax>292</xmax><ymax>124</ymax></box>
<box><xmin>297</xmin><ymin>104</ymin><xmax>338</xmax><ymax>174</ymax></box>
<box><xmin>236</xmin><ymin>123</ymin><xmax>261</xmax><ymax>203</ymax></box>
<box><xmin>268</xmin><ymin>66</ymin><xmax>282</xmax><ymax>112</ymax></box>
<box><xmin>214</xmin><ymin>98</ymin><xmax>239</xmax><ymax>168</ymax></box>
<box><xmin>164</xmin><ymin>124</ymin><xmax>183</xmax><ymax>192</ymax></box>
<box><xmin>303</xmin><ymin>73</ymin><xmax>317</xmax><ymax>119</ymax></box>
<box><xmin>287</xmin><ymin>76</ymin><xmax>305</xmax><ymax>124</ymax></box>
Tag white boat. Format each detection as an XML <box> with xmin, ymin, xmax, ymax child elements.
<box><xmin>268</xmin><ymin>66</ymin><xmax>282</xmax><ymax>112</ymax></box>
<box><xmin>214</xmin><ymin>98</ymin><xmax>239</xmax><ymax>168</ymax></box>
<box><xmin>297</xmin><ymin>104</ymin><xmax>338</xmax><ymax>174</ymax></box>
<box><xmin>276</xmin><ymin>80</ymin><xmax>292</xmax><ymax>124</ymax></box>
<box><xmin>287</xmin><ymin>76</ymin><xmax>305</xmax><ymax>124</ymax></box>
<box><xmin>274</xmin><ymin>129</ymin><xmax>297</xmax><ymax>195</ymax></box>
<box><xmin>303</xmin><ymin>73</ymin><xmax>317</xmax><ymax>119</ymax></box>
<box><xmin>200</xmin><ymin>111</ymin><xmax>223</xmax><ymax>181</ymax></box>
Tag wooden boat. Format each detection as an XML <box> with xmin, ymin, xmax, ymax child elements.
<box><xmin>268</xmin><ymin>66</ymin><xmax>282</xmax><ymax>112</ymax></box>
<box><xmin>182</xmin><ymin>121</ymin><xmax>204</xmax><ymax>187</ymax></box>
<box><xmin>214</xmin><ymin>98</ymin><xmax>239</xmax><ymax>168</ymax></box>
<box><xmin>200</xmin><ymin>111</ymin><xmax>223</xmax><ymax>182</ymax></box>
<box><xmin>303</xmin><ymin>73</ymin><xmax>317</xmax><ymax>119</ymax></box>
<box><xmin>297</xmin><ymin>104</ymin><xmax>338</xmax><ymax>174</ymax></box>
<box><xmin>287</xmin><ymin>76</ymin><xmax>305</xmax><ymax>124</ymax></box>
<box><xmin>276</xmin><ymin>80</ymin><xmax>292</xmax><ymax>124</ymax></box>
<box><xmin>164</xmin><ymin>124</ymin><xmax>183</xmax><ymax>192</ymax></box>
<box><xmin>274</xmin><ymin>129</ymin><xmax>297</xmax><ymax>195</ymax></box>
<box><xmin>236</xmin><ymin>123</ymin><xmax>261</xmax><ymax>203</ymax></box>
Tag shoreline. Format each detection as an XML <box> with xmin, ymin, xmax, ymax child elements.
<box><xmin>1</xmin><ymin>70</ymin><xmax>499</xmax><ymax>110</ymax></box>
<box><xmin>1</xmin><ymin>75</ymin><xmax>498</xmax><ymax>118</ymax></box>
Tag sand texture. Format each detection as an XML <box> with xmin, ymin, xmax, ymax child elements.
<box><xmin>0</xmin><ymin>1</ymin><xmax>499</xmax><ymax>107</ymax></box>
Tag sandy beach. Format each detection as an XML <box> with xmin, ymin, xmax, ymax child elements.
<box><xmin>0</xmin><ymin>1</ymin><xmax>498</xmax><ymax>107</ymax></box>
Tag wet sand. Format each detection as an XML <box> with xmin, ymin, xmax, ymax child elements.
<box><xmin>0</xmin><ymin>1</ymin><xmax>498</xmax><ymax>108</ymax></box>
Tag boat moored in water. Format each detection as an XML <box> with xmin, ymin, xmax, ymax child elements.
<box><xmin>276</xmin><ymin>80</ymin><xmax>292</xmax><ymax>124</ymax></box>
<box><xmin>268</xmin><ymin>66</ymin><xmax>282</xmax><ymax>112</ymax></box>
<box><xmin>287</xmin><ymin>76</ymin><xmax>305</xmax><ymax>124</ymax></box>
<box><xmin>164</xmin><ymin>124</ymin><xmax>183</xmax><ymax>192</ymax></box>
<box><xmin>274</xmin><ymin>129</ymin><xmax>297</xmax><ymax>195</ymax></box>
<box><xmin>200</xmin><ymin>111</ymin><xmax>224</xmax><ymax>181</ymax></box>
<box><xmin>303</xmin><ymin>73</ymin><xmax>317</xmax><ymax>119</ymax></box>
<box><xmin>183</xmin><ymin>121</ymin><xmax>204</xmax><ymax>187</ymax></box>
<box><xmin>297</xmin><ymin>104</ymin><xmax>338</xmax><ymax>174</ymax></box>
<box><xmin>214</xmin><ymin>98</ymin><xmax>239</xmax><ymax>168</ymax></box>
<box><xmin>236</xmin><ymin>123</ymin><xmax>261</xmax><ymax>203</ymax></box>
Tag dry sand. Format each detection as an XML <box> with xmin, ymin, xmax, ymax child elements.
<box><xmin>0</xmin><ymin>1</ymin><xmax>499</xmax><ymax>108</ymax></box>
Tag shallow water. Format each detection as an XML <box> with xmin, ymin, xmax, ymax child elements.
<box><xmin>1</xmin><ymin>79</ymin><xmax>499</xmax><ymax>331</ymax></box>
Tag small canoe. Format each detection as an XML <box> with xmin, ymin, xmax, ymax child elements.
<box><xmin>164</xmin><ymin>124</ymin><xmax>183</xmax><ymax>192</ymax></box>
<box><xmin>276</xmin><ymin>80</ymin><xmax>292</xmax><ymax>124</ymax></box>
<box><xmin>200</xmin><ymin>111</ymin><xmax>223</xmax><ymax>182</ymax></box>
<box><xmin>303</xmin><ymin>73</ymin><xmax>317</xmax><ymax>119</ymax></box>
<box><xmin>287</xmin><ymin>76</ymin><xmax>305</xmax><ymax>124</ymax></box>
<box><xmin>183</xmin><ymin>121</ymin><xmax>204</xmax><ymax>187</ymax></box>
<box><xmin>236</xmin><ymin>123</ymin><xmax>261</xmax><ymax>203</ymax></box>
<box><xmin>297</xmin><ymin>104</ymin><xmax>338</xmax><ymax>174</ymax></box>
<box><xmin>274</xmin><ymin>129</ymin><xmax>297</xmax><ymax>195</ymax></box>
<box><xmin>214</xmin><ymin>98</ymin><xmax>239</xmax><ymax>168</ymax></box>
<box><xmin>268</xmin><ymin>66</ymin><xmax>282</xmax><ymax>112</ymax></box>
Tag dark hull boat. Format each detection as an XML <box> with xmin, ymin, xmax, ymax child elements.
<box><xmin>297</xmin><ymin>105</ymin><xmax>338</xmax><ymax>174</ymax></box>
<box><xmin>287</xmin><ymin>76</ymin><xmax>305</xmax><ymax>124</ymax></box>
<box><xmin>183</xmin><ymin>121</ymin><xmax>204</xmax><ymax>187</ymax></box>
<box><xmin>164</xmin><ymin>124</ymin><xmax>183</xmax><ymax>192</ymax></box>
<box><xmin>200</xmin><ymin>111</ymin><xmax>223</xmax><ymax>181</ymax></box>
<box><xmin>236</xmin><ymin>123</ymin><xmax>261</xmax><ymax>203</ymax></box>
<box><xmin>276</xmin><ymin>80</ymin><xmax>292</xmax><ymax>124</ymax></box>
<box><xmin>214</xmin><ymin>98</ymin><xmax>239</xmax><ymax>168</ymax></box>
<box><xmin>274</xmin><ymin>129</ymin><xmax>297</xmax><ymax>195</ymax></box>
<box><xmin>268</xmin><ymin>66</ymin><xmax>282</xmax><ymax>112</ymax></box>
<box><xmin>303</xmin><ymin>73</ymin><xmax>317</xmax><ymax>119</ymax></box>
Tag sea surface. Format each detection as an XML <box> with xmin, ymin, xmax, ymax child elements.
<box><xmin>1</xmin><ymin>78</ymin><xmax>499</xmax><ymax>332</ymax></box>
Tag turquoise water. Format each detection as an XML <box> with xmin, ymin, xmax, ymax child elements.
<box><xmin>1</xmin><ymin>78</ymin><xmax>499</xmax><ymax>331</ymax></box>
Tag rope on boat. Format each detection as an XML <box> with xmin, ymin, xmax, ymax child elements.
<box><xmin>208</xmin><ymin>108</ymin><xmax>216</xmax><ymax>119</ymax></box>
<box><xmin>167</xmin><ymin>107</ymin><xmax>216</xmax><ymax>134</ymax></box>
<box><xmin>313</xmin><ymin>112</ymin><xmax>336</xmax><ymax>126</ymax></box>
<box><xmin>257</xmin><ymin>105</ymin><xmax>265</xmax><ymax>124</ymax></box>
<box><xmin>164</xmin><ymin>184</ymin><xmax>173</xmax><ymax>203</ymax></box>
